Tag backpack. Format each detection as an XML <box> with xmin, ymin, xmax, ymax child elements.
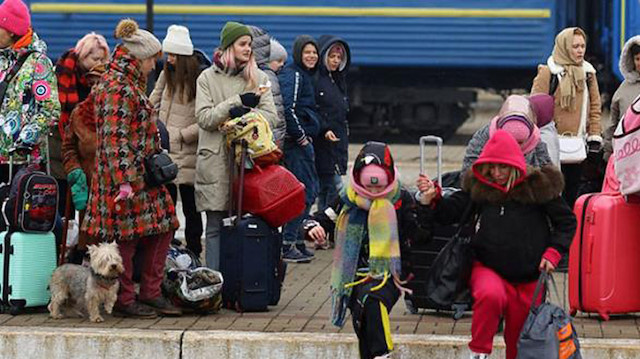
<box><xmin>223</xmin><ymin>111</ymin><xmax>282</xmax><ymax>166</ymax></box>
<box><xmin>517</xmin><ymin>272</ymin><xmax>582</xmax><ymax>359</ymax></box>
<box><xmin>612</xmin><ymin>95</ymin><xmax>640</xmax><ymax>195</ymax></box>
<box><xmin>3</xmin><ymin>165</ymin><xmax>58</xmax><ymax>233</ymax></box>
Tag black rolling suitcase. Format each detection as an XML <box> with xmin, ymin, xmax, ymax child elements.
<box><xmin>405</xmin><ymin>135</ymin><xmax>471</xmax><ymax>319</ymax></box>
<box><xmin>219</xmin><ymin>140</ymin><xmax>285</xmax><ymax>312</ymax></box>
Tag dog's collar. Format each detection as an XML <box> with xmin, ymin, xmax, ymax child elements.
<box><xmin>91</xmin><ymin>269</ymin><xmax>119</xmax><ymax>289</ymax></box>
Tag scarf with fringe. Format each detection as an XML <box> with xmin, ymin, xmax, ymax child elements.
<box><xmin>330</xmin><ymin>180</ymin><xmax>403</xmax><ymax>327</ymax></box>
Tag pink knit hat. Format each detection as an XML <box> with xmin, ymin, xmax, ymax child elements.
<box><xmin>529</xmin><ymin>93</ymin><xmax>555</xmax><ymax>127</ymax></box>
<box><xmin>489</xmin><ymin>115</ymin><xmax>541</xmax><ymax>155</ymax></box>
<box><xmin>0</xmin><ymin>0</ymin><xmax>30</xmax><ymax>37</ymax></box>
<box><xmin>359</xmin><ymin>164</ymin><xmax>389</xmax><ymax>188</ymax></box>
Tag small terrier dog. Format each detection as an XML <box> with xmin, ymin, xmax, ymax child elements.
<box><xmin>48</xmin><ymin>242</ymin><xmax>124</xmax><ymax>322</ymax></box>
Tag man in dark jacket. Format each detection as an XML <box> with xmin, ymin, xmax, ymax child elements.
<box><xmin>314</xmin><ymin>35</ymin><xmax>351</xmax><ymax>211</ymax></box>
<box><xmin>278</xmin><ymin>35</ymin><xmax>322</xmax><ymax>263</ymax></box>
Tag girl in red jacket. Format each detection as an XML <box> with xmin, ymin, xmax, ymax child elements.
<box><xmin>417</xmin><ymin>130</ymin><xmax>576</xmax><ymax>359</ymax></box>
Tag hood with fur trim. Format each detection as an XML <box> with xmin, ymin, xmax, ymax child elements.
<box><xmin>463</xmin><ymin>165</ymin><xmax>564</xmax><ymax>205</ymax></box>
<box><xmin>619</xmin><ymin>35</ymin><xmax>640</xmax><ymax>83</ymax></box>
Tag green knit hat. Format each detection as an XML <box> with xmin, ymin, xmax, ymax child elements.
<box><xmin>220</xmin><ymin>21</ymin><xmax>252</xmax><ymax>50</ymax></box>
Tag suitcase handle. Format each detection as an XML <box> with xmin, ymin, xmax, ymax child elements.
<box><xmin>419</xmin><ymin>136</ymin><xmax>443</xmax><ymax>185</ymax></box>
<box><xmin>586</xmin><ymin>234</ymin><xmax>594</xmax><ymax>274</ymax></box>
<box><xmin>227</xmin><ymin>139</ymin><xmax>249</xmax><ymax>225</ymax></box>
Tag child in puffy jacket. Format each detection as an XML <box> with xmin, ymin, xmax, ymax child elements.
<box><xmin>417</xmin><ymin>130</ymin><xmax>576</xmax><ymax>359</ymax></box>
<box><xmin>303</xmin><ymin>141</ymin><xmax>431</xmax><ymax>359</ymax></box>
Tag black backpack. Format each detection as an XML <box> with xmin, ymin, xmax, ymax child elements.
<box><xmin>3</xmin><ymin>165</ymin><xmax>58</xmax><ymax>233</ymax></box>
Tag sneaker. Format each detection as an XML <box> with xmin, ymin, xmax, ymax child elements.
<box><xmin>113</xmin><ymin>302</ymin><xmax>158</xmax><ymax>319</ymax></box>
<box><xmin>140</xmin><ymin>296</ymin><xmax>183</xmax><ymax>316</ymax></box>
<box><xmin>470</xmin><ymin>352</ymin><xmax>489</xmax><ymax>359</ymax></box>
<box><xmin>283</xmin><ymin>245</ymin><xmax>312</xmax><ymax>263</ymax></box>
<box><xmin>296</xmin><ymin>244</ymin><xmax>315</xmax><ymax>259</ymax></box>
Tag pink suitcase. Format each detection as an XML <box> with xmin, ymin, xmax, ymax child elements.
<box><xmin>569</xmin><ymin>193</ymin><xmax>640</xmax><ymax>320</ymax></box>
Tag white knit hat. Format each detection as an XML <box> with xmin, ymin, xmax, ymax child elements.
<box><xmin>162</xmin><ymin>25</ymin><xmax>194</xmax><ymax>56</ymax></box>
<box><xmin>269</xmin><ymin>38</ymin><xmax>287</xmax><ymax>62</ymax></box>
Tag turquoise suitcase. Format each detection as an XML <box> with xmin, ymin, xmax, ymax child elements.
<box><xmin>0</xmin><ymin>231</ymin><xmax>56</xmax><ymax>314</ymax></box>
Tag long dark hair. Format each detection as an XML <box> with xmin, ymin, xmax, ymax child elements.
<box><xmin>164</xmin><ymin>54</ymin><xmax>201</xmax><ymax>102</ymax></box>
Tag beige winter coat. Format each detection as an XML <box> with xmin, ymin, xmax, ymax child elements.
<box><xmin>149</xmin><ymin>71</ymin><xmax>199</xmax><ymax>185</ymax></box>
<box><xmin>604</xmin><ymin>36</ymin><xmax>640</xmax><ymax>160</ymax></box>
<box><xmin>194</xmin><ymin>64</ymin><xmax>277</xmax><ymax>212</ymax></box>
<box><xmin>531</xmin><ymin>57</ymin><xmax>602</xmax><ymax>143</ymax></box>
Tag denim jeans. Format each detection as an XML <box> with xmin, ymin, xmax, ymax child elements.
<box><xmin>317</xmin><ymin>173</ymin><xmax>343</xmax><ymax>211</ymax></box>
<box><xmin>282</xmin><ymin>143</ymin><xmax>319</xmax><ymax>245</ymax></box>
<box><xmin>204</xmin><ymin>210</ymin><xmax>225</xmax><ymax>271</ymax></box>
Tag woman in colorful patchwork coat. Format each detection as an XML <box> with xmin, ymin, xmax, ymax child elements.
<box><xmin>82</xmin><ymin>19</ymin><xmax>181</xmax><ymax>319</ymax></box>
<box><xmin>0</xmin><ymin>0</ymin><xmax>60</xmax><ymax>175</ymax></box>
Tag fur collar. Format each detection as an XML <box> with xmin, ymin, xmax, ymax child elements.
<box><xmin>619</xmin><ymin>35</ymin><xmax>640</xmax><ymax>83</ymax></box>
<box><xmin>462</xmin><ymin>165</ymin><xmax>564</xmax><ymax>205</ymax></box>
<box><xmin>547</xmin><ymin>56</ymin><xmax>596</xmax><ymax>75</ymax></box>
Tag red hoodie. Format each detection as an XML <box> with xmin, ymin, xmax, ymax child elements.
<box><xmin>472</xmin><ymin>130</ymin><xmax>527</xmax><ymax>193</ymax></box>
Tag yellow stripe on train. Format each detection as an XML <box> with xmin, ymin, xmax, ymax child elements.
<box><xmin>30</xmin><ymin>3</ymin><xmax>551</xmax><ymax>18</ymax></box>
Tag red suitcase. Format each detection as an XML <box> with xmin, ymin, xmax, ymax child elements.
<box><xmin>235</xmin><ymin>164</ymin><xmax>305</xmax><ymax>228</ymax></box>
<box><xmin>569</xmin><ymin>192</ymin><xmax>640</xmax><ymax>320</ymax></box>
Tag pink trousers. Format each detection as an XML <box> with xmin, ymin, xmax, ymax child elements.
<box><xmin>469</xmin><ymin>261</ymin><xmax>541</xmax><ymax>359</ymax></box>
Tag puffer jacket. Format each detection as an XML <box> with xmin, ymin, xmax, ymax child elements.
<box><xmin>278</xmin><ymin>35</ymin><xmax>322</xmax><ymax>145</ymax></box>
<box><xmin>426</xmin><ymin>165</ymin><xmax>576</xmax><ymax>283</ymax></box>
<box><xmin>248</xmin><ymin>26</ymin><xmax>286</xmax><ymax>146</ymax></box>
<box><xmin>149</xmin><ymin>49</ymin><xmax>210</xmax><ymax>185</ymax></box>
<box><xmin>0</xmin><ymin>31</ymin><xmax>60</xmax><ymax>164</ymax></box>
<box><xmin>604</xmin><ymin>36</ymin><xmax>640</xmax><ymax>160</ymax></box>
<box><xmin>314</xmin><ymin>35</ymin><xmax>350</xmax><ymax>176</ymax></box>
<box><xmin>531</xmin><ymin>57</ymin><xmax>602</xmax><ymax>142</ymax></box>
<box><xmin>194</xmin><ymin>56</ymin><xmax>277</xmax><ymax>212</ymax></box>
<box><xmin>462</xmin><ymin>96</ymin><xmax>552</xmax><ymax>173</ymax></box>
<box><xmin>82</xmin><ymin>45</ymin><xmax>179</xmax><ymax>241</ymax></box>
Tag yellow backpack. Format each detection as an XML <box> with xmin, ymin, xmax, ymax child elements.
<box><xmin>223</xmin><ymin>111</ymin><xmax>282</xmax><ymax>166</ymax></box>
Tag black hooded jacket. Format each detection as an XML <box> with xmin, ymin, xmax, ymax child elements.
<box><xmin>314</xmin><ymin>35</ymin><xmax>351</xmax><ymax>176</ymax></box>
<box><xmin>278</xmin><ymin>35</ymin><xmax>322</xmax><ymax>144</ymax></box>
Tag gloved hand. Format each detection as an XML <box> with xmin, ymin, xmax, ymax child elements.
<box><xmin>67</xmin><ymin>169</ymin><xmax>88</xmax><ymax>211</ymax></box>
<box><xmin>239</xmin><ymin>93</ymin><xmax>260</xmax><ymax>108</ymax></box>
<box><xmin>114</xmin><ymin>183</ymin><xmax>133</xmax><ymax>202</ymax></box>
<box><xmin>587</xmin><ymin>141</ymin><xmax>603</xmax><ymax>163</ymax></box>
<box><xmin>229</xmin><ymin>106</ymin><xmax>251</xmax><ymax>119</ymax></box>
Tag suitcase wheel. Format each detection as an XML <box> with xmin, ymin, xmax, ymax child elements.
<box><xmin>598</xmin><ymin>311</ymin><xmax>610</xmax><ymax>321</ymax></box>
<box><xmin>8</xmin><ymin>304</ymin><xmax>21</xmax><ymax>316</ymax></box>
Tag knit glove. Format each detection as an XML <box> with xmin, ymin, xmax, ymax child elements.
<box><xmin>240</xmin><ymin>93</ymin><xmax>260</xmax><ymax>108</ymax></box>
<box><xmin>67</xmin><ymin>169</ymin><xmax>88</xmax><ymax>211</ymax></box>
<box><xmin>229</xmin><ymin>106</ymin><xmax>251</xmax><ymax>119</ymax></box>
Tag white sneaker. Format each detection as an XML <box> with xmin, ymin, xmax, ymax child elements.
<box><xmin>470</xmin><ymin>353</ymin><xmax>489</xmax><ymax>359</ymax></box>
<box><xmin>373</xmin><ymin>354</ymin><xmax>391</xmax><ymax>359</ymax></box>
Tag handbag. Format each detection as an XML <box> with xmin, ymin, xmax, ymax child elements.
<box><xmin>144</xmin><ymin>150</ymin><xmax>178</xmax><ymax>187</ymax></box>
<box><xmin>517</xmin><ymin>272</ymin><xmax>582</xmax><ymax>359</ymax></box>
<box><xmin>424</xmin><ymin>203</ymin><xmax>476</xmax><ymax>309</ymax></box>
<box><xmin>559</xmin><ymin>136</ymin><xmax>587</xmax><ymax>164</ymax></box>
<box><xmin>612</xmin><ymin>97</ymin><xmax>640</xmax><ymax>195</ymax></box>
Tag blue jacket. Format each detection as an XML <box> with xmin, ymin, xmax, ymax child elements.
<box><xmin>314</xmin><ymin>35</ymin><xmax>351</xmax><ymax>175</ymax></box>
<box><xmin>278</xmin><ymin>35</ymin><xmax>321</xmax><ymax>145</ymax></box>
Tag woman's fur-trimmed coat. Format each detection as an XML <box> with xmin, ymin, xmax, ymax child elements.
<box><xmin>424</xmin><ymin>165</ymin><xmax>577</xmax><ymax>283</ymax></box>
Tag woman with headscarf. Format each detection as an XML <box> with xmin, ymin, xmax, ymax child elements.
<box><xmin>531</xmin><ymin>27</ymin><xmax>602</xmax><ymax>206</ymax></box>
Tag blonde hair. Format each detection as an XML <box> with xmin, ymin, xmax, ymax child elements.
<box><xmin>75</xmin><ymin>32</ymin><xmax>110</xmax><ymax>62</ymax></box>
<box><xmin>477</xmin><ymin>163</ymin><xmax>522</xmax><ymax>192</ymax></box>
<box><xmin>218</xmin><ymin>45</ymin><xmax>258</xmax><ymax>90</ymax></box>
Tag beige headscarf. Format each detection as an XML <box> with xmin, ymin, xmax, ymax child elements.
<box><xmin>552</xmin><ymin>27</ymin><xmax>587</xmax><ymax>110</ymax></box>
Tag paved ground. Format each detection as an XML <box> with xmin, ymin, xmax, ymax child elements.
<box><xmin>2</xmin><ymin>99</ymin><xmax>633</xmax><ymax>343</ymax></box>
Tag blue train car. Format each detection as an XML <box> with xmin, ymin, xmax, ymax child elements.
<box><xmin>24</xmin><ymin>0</ymin><xmax>628</xmax><ymax>139</ymax></box>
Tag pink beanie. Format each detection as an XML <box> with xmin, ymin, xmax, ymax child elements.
<box><xmin>358</xmin><ymin>164</ymin><xmax>389</xmax><ymax>188</ymax></box>
<box><xmin>498</xmin><ymin>116</ymin><xmax>532</xmax><ymax>143</ymax></box>
<box><xmin>529</xmin><ymin>93</ymin><xmax>555</xmax><ymax>127</ymax></box>
<box><xmin>0</xmin><ymin>0</ymin><xmax>30</xmax><ymax>37</ymax></box>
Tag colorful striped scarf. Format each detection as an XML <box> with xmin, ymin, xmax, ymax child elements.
<box><xmin>330</xmin><ymin>180</ymin><xmax>402</xmax><ymax>327</ymax></box>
